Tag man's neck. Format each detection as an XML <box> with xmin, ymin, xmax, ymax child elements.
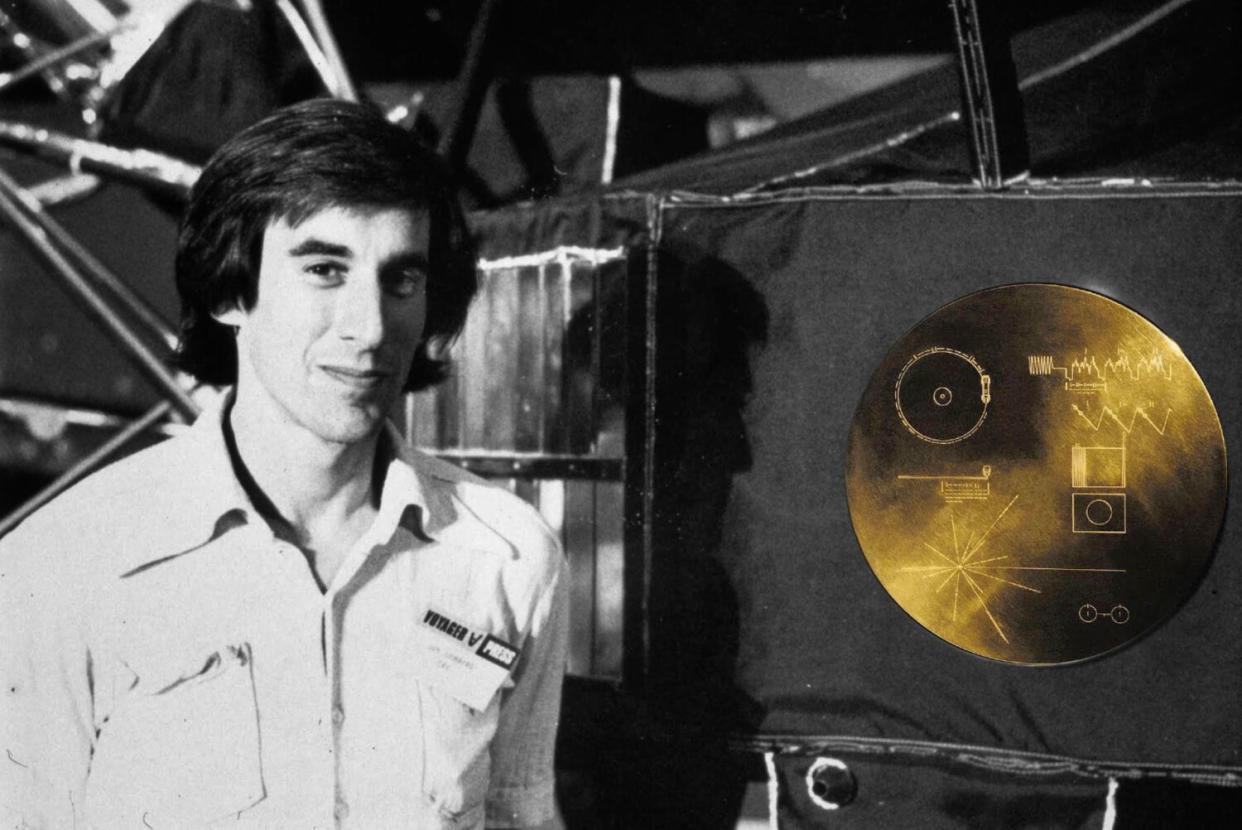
<box><xmin>225</xmin><ymin>393</ymin><xmax>382</xmax><ymax>565</ymax></box>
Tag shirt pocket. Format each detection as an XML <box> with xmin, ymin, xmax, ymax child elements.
<box><xmin>85</xmin><ymin>643</ymin><xmax>265</xmax><ymax>828</ymax></box>
<box><xmin>415</xmin><ymin>678</ymin><xmax>496</xmax><ymax>828</ymax></box>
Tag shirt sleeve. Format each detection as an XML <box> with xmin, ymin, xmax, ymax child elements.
<box><xmin>0</xmin><ymin>530</ymin><xmax>95</xmax><ymax>830</ymax></box>
<box><xmin>484</xmin><ymin>549</ymin><xmax>569</xmax><ymax>829</ymax></box>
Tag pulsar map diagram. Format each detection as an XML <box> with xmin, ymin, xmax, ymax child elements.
<box><xmin>898</xmin><ymin>496</ymin><xmax>1125</xmax><ymax>645</ymax></box>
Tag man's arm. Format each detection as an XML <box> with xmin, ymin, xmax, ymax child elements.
<box><xmin>484</xmin><ymin>553</ymin><xmax>570</xmax><ymax>830</ymax></box>
<box><xmin>0</xmin><ymin>533</ymin><xmax>95</xmax><ymax>829</ymax></box>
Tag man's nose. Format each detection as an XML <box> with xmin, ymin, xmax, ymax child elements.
<box><xmin>335</xmin><ymin>275</ymin><xmax>386</xmax><ymax>346</ymax></box>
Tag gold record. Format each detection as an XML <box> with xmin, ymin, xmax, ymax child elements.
<box><xmin>845</xmin><ymin>284</ymin><xmax>1227</xmax><ymax>665</ymax></box>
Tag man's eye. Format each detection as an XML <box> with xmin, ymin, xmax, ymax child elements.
<box><xmin>305</xmin><ymin>262</ymin><xmax>346</xmax><ymax>282</ymax></box>
<box><xmin>385</xmin><ymin>269</ymin><xmax>426</xmax><ymax>298</ymax></box>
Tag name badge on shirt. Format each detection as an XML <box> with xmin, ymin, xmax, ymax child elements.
<box><xmin>411</xmin><ymin>607</ymin><xmax>521</xmax><ymax>711</ymax></box>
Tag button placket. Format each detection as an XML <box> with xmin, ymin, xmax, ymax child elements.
<box><xmin>325</xmin><ymin>589</ymin><xmax>347</xmax><ymax>827</ymax></box>
<box><xmin>324</xmin><ymin>520</ymin><xmax>397</xmax><ymax>826</ymax></box>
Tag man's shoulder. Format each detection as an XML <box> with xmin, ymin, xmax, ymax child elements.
<box><xmin>0</xmin><ymin>432</ymin><xmax>202</xmax><ymax>573</ymax></box>
<box><xmin>407</xmin><ymin>449</ymin><xmax>564</xmax><ymax>579</ymax></box>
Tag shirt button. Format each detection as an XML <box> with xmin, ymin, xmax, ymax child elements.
<box><xmin>332</xmin><ymin>704</ymin><xmax>346</xmax><ymax>727</ymax></box>
<box><xmin>334</xmin><ymin>797</ymin><xmax>350</xmax><ymax>821</ymax></box>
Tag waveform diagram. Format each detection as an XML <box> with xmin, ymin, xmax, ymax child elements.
<box><xmin>1027</xmin><ymin>348</ymin><xmax>1174</xmax><ymax>394</ymax></box>
<box><xmin>899</xmin><ymin>496</ymin><xmax>1125</xmax><ymax>645</ymax></box>
<box><xmin>1071</xmin><ymin>403</ymin><xmax>1171</xmax><ymax>438</ymax></box>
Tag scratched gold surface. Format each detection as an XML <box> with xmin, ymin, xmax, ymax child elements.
<box><xmin>845</xmin><ymin>284</ymin><xmax>1227</xmax><ymax>665</ymax></box>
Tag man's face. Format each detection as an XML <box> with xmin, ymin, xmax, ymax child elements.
<box><xmin>221</xmin><ymin>205</ymin><xmax>430</xmax><ymax>446</ymax></box>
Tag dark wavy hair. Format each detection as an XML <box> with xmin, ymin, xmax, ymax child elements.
<box><xmin>173</xmin><ymin>98</ymin><xmax>477</xmax><ymax>391</ymax></box>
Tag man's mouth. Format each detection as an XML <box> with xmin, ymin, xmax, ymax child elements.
<box><xmin>319</xmin><ymin>365</ymin><xmax>394</xmax><ymax>389</ymax></box>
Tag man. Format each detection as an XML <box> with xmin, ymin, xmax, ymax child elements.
<box><xmin>1</xmin><ymin>99</ymin><xmax>568</xmax><ymax>829</ymax></box>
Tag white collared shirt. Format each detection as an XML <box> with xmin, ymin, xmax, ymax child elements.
<box><xmin>0</xmin><ymin>402</ymin><xmax>568</xmax><ymax>829</ymax></box>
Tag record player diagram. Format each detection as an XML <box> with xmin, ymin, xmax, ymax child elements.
<box><xmin>894</xmin><ymin>347</ymin><xmax>991</xmax><ymax>444</ymax></box>
<box><xmin>845</xmin><ymin>284</ymin><xmax>1226</xmax><ymax>665</ymax></box>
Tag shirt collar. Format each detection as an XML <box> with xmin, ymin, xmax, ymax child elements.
<box><xmin>375</xmin><ymin>428</ymin><xmax>519</xmax><ymax>561</ymax></box>
<box><xmin>115</xmin><ymin>393</ymin><xmax>259</xmax><ymax>577</ymax></box>
<box><xmin>120</xmin><ymin>397</ymin><xmax>451</xmax><ymax>577</ymax></box>
<box><xmin>373</xmin><ymin>421</ymin><xmax>448</xmax><ymax>543</ymax></box>
<box><xmin>173</xmin><ymin>392</ymin><xmax>257</xmax><ymax>538</ymax></box>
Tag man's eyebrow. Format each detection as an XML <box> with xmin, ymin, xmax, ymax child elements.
<box><xmin>287</xmin><ymin>239</ymin><xmax>353</xmax><ymax>258</ymax></box>
<box><xmin>384</xmin><ymin>251</ymin><xmax>431</xmax><ymax>270</ymax></box>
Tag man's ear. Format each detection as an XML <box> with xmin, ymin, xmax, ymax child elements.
<box><xmin>212</xmin><ymin>305</ymin><xmax>246</xmax><ymax>328</ymax></box>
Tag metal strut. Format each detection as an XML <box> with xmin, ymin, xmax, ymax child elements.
<box><xmin>948</xmin><ymin>0</ymin><xmax>1030</xmax><ymax>188</ymax></box>
<box><xmin>0</xmin><ymin>167</ymin><xmax>197</xmax><ymax>419</ymax></box>
<box><xmin>0</xmin><ymin>168</ymin><xmax>201</xmax><ymax>538</ymax></box>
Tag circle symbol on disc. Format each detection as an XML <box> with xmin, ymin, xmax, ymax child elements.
<box><xmin>1085</xmin><ymin>499</ymin><xmax>1114</xmax><ymax>526</ymax></box>
<box><xmin>894</xmin><ymin>347</ymin><xmax>989</xmax><ymax>444</ymax></box>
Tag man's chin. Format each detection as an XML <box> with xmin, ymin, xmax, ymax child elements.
<box><xmin>310</xmin><ymin>407</ymin><xmax>390</xmax><ymax>446</ymax></box>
